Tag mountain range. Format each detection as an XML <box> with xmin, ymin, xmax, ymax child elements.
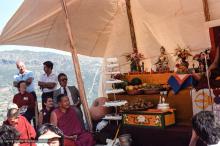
<box><xmin>0</xmin><ymin>50</ymin><xmax>102</xmax><ymax>123</ymax></box>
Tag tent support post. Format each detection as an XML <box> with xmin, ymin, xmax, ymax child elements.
<box><xmin>60</xmin><ymin>0</ymin><xmax>93</xmax><ymax>132</ymax></box>
<box><xmin>202</xmin><ymin>0</ymin><xmax>210</xmax><ymax>21</ymax></box>
<box><xmin>125</xmin><ymin>0</ymin><xmax>138</xmax><ymax>52</ymax></box>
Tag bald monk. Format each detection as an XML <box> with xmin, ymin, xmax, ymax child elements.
<box><xmin>50</xmin><ymin>94</ymin><xmax>95</xmax><ymax>146</ymax></box>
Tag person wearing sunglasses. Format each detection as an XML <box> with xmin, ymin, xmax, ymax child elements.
<box><xmin>37</xmin><ymin>123</ymin><xmax>64</xmax><ymax>146</ymax></box>
<box><xmin>53</xmin><ymin>73</ymin><xmax>84</xmax><ymax>127</ymax></box>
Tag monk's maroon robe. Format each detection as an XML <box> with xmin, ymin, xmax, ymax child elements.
<box><xmin>54</xmin><ymin>107</ymin><xmax>95</xmax><ymax>146</ymax></box>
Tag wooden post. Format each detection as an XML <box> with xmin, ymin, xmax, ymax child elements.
<box><xmin>202</xmin><ymin>0</ymin><xmax>211</xmax><ymax>21</ymax></box>
<box><xmin>209</xmin><ymin>28</ymin><xmax>216</xmax><ymax>62</ymax></box>
<box><xmin>35</xmin><ymin>101</ymin><xmax>39</xmax><ymax>127</ymax></box>
<box><xmin>125</xmin><ymin>0</ymin><xmax>138</xmax><ymax>51</ymax></box>
<box><xmin>60</xmin><ymin>0</ymin><xmax>93</xmax><ymax>131</ymax></box>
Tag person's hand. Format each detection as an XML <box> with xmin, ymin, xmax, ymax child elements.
<box><xmin>189</xmin><ymin>130</ymin><xmax>199</xmax><ymax>146</ymax></box>
<box><xmin>20</xmin><ymin>105</ymin><xmax>28</xmax><ymax>110</ymax></box>
<box><xmin>65</xmin><ymin>135</ymin><xmax>77</xmax><ymax>141</ymax></box>
<box><xmin>19</xmin><ymin>106</ymin><xmax>28</xmax><ymax>114</ymax></box>
<box><xmin>208</xmin><ymin>68</ymin><xmax>212</xmax><ymax>77</ymax></box>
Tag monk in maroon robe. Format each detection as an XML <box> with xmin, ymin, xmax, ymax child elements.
<box><xmin>50</xmin><ymin>94</ymin><xmax>95</xmax><ymax>146</ymax></box>
<box><xmin>4</xmin><ymin>108</ymin><xmax>36</xmax><ymax>146</ymax></box>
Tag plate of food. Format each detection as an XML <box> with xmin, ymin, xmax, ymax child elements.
<box><xmin>119</xmin><ymin>99</ymin><xmax>154</xmax><ymax>112</ymax></box>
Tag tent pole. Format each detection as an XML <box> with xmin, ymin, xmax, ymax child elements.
<box><xmin>202</xmin><ymin>0</ymin><xmax>210</xmax><ymax>21</ymax></box>
<box><xmin>60</xmin><ymin>0</ymin><xmax>93</xmax><ymax>131</ymax></box>
<box><xmin>125</xmin><ymin>0</ymin><xmax>138</xmax><ymax>52</ymax></box>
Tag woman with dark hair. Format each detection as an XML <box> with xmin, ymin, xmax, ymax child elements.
<box><xmin>37</xmin><ymin>123</ymin><xmax>64</xmax><ymax>146</ymax></box>
<box><xmin>13</xmin><ymin>80</ymin><xmax>35</xmax><ymax>123</ymax></box>
<box><xmin>38</xmin><ymin>97</ymin><xmax>54</xmax><ymax>125</ymax></box>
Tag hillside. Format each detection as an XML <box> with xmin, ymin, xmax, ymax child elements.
<box><xmin>0</xmin><ymin>50</ymin><xmax>102</xmax><ymax>122</ymax></box>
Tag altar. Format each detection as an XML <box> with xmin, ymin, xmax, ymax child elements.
<box><xmin>107</xmin><ymin>73</ymin><xmax>200</xmax><ymax>145</ymax></box>
<box><xmin>108</xmin><ymin>87</ymin><xmax>193</xmax><ymax>125</ymax></box>
<box><xmin>108</xmin><ymin>73</ymin><xmax>194</xmax><ymax>125</ymax></box>
<box><xmin>125</xmin><ymin>73</ymin><xmax>173</xmax><ymax>85</ymax></box>
<box><xmin>102</xmin><ymin>47</ymin><xmax>215</xmax><ymax>146</ymax></box>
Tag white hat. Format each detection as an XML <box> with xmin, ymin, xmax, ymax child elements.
<box><xmin>7</xmin><ymin>103</ymin><xmax>18</xmax><ymax>110</ymax></box>
<box><xmin>38</xmin><ymin>130</ymin><xmax>61</xmax><ymax>140</ymax></box>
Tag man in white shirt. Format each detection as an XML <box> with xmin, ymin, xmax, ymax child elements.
<box><xmin>38</xmin><ymin>61</ymin><xmax>57</xmax><ymax>109</ymax></box>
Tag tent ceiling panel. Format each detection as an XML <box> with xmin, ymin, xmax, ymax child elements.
<box><xmin>1</xmin><ymin>0</ymin><xmax>220</xmax><ymax>69</ymax></box>
<box><xmin>209</xmin><ymin>0</ymin><xmax>220</xmax><ymax>20</ymax></box>
<box><xmin>0</xmin><ymin>0</ymin><xmax>119</xmax><ymax>56</ymax></box>
<box><xmin>132</xmin><ymin>0</ymin><xmax>210</xmax><ymax>52</ymax></box>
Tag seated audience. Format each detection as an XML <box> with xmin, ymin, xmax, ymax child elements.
<box><xmin>38</xmin><ymin>97</ymin><xmax>54</xmax><ymax>125</ymax></box>
<box><xmin>4</xmin><ymin>104</ymin><xmax>36</xmax><ymax>146</ymax></box>
<box><xmin>13</xmin><ymin>81</ymin><xmax>35</xmax><ymax>123</ymax></box>
<box><xmin>37</xmin><ymin>123</ymin><xmax>64</xmax><ymax>146</ymax></box>
<box><xmin>189</xmin><ymin>111</ymin><xmax>220</xmax><ymax>146</ymax></box>
<box><xmin>50</xmin><ymin>94</ymin><xmax>95</xmax><ymax>146</ymax></box>
<box><xmin>0</xmin><ymin>124</ymin><xmax>20</xmax><ymax>146</ymax></box>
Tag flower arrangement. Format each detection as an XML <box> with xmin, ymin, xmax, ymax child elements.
<box><xmin>174</xmin><ymin>47</ymin><xmax>192</xmax><ymax>61</ymax></box>
<box><xmin>125</xmin><ymin>49</ymin><xmax>144</xmax><ymax>64</ymax></box>
<box><xmin>174</xmin><ymin>47</ymin><xmax>192</xmax><ymax>73</ymax></box>
<box><xmin>125</xmin><ymin>48</ymin><xmax>144</xmax><ymax>72</ymax></box>
<box><xmin>193</xmin><ymin>48</ymin><xmax>210</xmax><ymax>63</ymax></box>
<box><xmin>193</xmin><ymin>48</ymin><xmax>211</xmax><ymax>72</ymax></box>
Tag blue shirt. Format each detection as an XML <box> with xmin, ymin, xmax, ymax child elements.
<box><xmin>14</xmin><ymin>70</ymin><xmax>35</xmax><ymax>93</ymax></box>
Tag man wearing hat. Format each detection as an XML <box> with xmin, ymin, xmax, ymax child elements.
<box><xmin>3</xmin><ymin>103</ymin><xmax>36</xmax><ymax>146</ymax></box>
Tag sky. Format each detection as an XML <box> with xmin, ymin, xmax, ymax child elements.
<box><xmin>0</xmin><ymin>0</ymin><xmax>70</xmax><ymax>55</ymax></box>
<box><xmin>0</xmin><ymin>0</ymin><xmax>23</xmax><ymax>31</ymax></box>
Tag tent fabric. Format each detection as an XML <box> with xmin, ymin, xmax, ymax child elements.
<box><xmin>0</xmin><ymin>0</ymin><xmax>119</xmax><ymax>56</ymax></box>
<box><xmin>1</xmin><ymin>0</ymin><xmax>220</xmax><ymax>70</ymax></box>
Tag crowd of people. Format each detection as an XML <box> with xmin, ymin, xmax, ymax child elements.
<box><xmin>0</xmin><ymin>60</ymin><xmax>95</xmax><ymax>146</ymax></box>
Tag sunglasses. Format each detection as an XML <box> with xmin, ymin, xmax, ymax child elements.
<box><xmin>60</xmin><ymin>78</ymin><xmax>68</xmax><ymax>81</ymax></box>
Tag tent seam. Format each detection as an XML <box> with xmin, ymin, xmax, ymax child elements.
<box><xmin>89</xmin><ymin>0</ymin><xmax>119</xmax><ymax>56</ymax></box>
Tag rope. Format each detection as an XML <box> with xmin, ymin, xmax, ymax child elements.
<box><xmin>88</xmin><ymin>66</ymin><xmax>101</xmax><ymax>98</ymax></box>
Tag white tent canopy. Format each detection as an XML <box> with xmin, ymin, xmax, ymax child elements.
<box><xmin>1</xmin><ymin>0</ymin><xmax>220</xmax><ymax>132</ymax></box>
<box><xmin>1</xmin><ymin>0</ymin><xmax>220</xmax><ymax>69</ymax></box>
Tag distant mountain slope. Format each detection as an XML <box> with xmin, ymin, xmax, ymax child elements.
<box><xmin>0</xmin><ymin>50</ymin><xmax>102</xmax><ymax>122</ymax></box>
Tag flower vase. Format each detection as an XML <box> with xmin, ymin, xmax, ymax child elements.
<box><xmin>130</xmin><ymin>61</ymin><xmax>138</xmax><ymax>72</ymax></box>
